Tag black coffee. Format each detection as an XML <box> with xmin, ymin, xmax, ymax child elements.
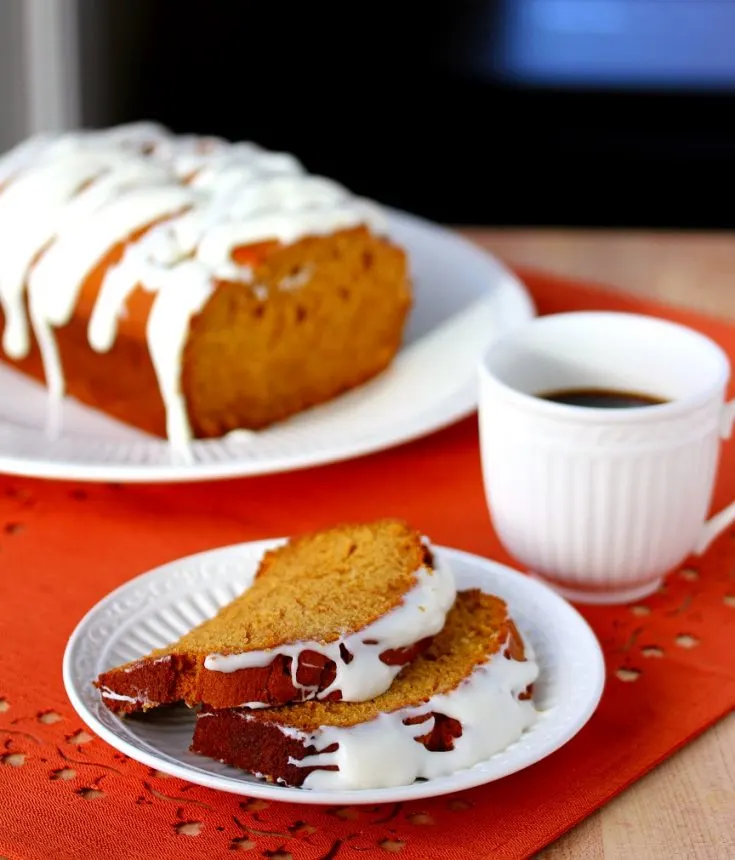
<box><xmin>538</xmin><ymin>388</ymin><xmax>667</xmax><ymax>409</ymax></box>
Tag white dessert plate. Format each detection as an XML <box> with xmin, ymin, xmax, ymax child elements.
<box><xmin>63</xmin><ymin>540</ymin><xmax>606</xmax><ymax>805</ymax></box>
<box><xmin>0</xmin><ymin>209</ymin><xmax>534</xmax><ymax>482</ymax></box>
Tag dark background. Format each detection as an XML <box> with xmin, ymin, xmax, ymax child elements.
<box><xmin>79</xmin><ymin>0</ymin><xmax>735</xmax><ymax>228</ymax></box>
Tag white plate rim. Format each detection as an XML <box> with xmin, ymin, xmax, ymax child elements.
<box><xmin>0</xmin><ymin>208</ymin><xmax>535</xmax><ymax>483</ymax></box>
<box><xmin>62</xmin><ymin>540</ymin><xmax>606</xmax><ymax>805</ymax></box>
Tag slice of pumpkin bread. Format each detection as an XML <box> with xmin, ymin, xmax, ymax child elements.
<box><xmin>95</xmin><ymin>518</ymin><xmax>456</xmax><ymax>713</ymax></box>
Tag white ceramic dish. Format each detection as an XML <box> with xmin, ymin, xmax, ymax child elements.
<box><xmin>0</xmin><ymin>209</ymin><xmax>534</xmax><ymax>482</ymax></box>
<box><xmin>63</xmin><ymin>540</ymin><xmax>606</xmax><ymax>805</ymax></box>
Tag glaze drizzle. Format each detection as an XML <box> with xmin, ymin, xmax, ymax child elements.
<box><xmin>0</xmin><ymin>123</ymin><xmax>387</xmax><ymax>452</ymax></box>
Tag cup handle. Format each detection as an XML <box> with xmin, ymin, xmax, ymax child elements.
<box><xmin>694</xmin><ymin>399</ymin><xmax>735</xmax><ymax>555</ymax></box>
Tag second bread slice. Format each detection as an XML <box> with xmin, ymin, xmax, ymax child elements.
<box><xmin>191</xmin><ymin>590</ymin><xmax>539</xmax><ymax>790</ymax></box>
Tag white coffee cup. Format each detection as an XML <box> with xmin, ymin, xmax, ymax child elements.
<box><xmin>478</xmin><ymin>311</ymin><xmax>735</xmax><ymax>604</ymax></box>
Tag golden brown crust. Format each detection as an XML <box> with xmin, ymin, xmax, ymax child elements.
<box><xmin>191</xmin><ymin>707</ymin><xmax>464</xmax><ymax>788</ymax></box>
<box><xmin>95</xmin><ymin>637</ymin><xmax>431</xmax><ymax>715</ymax></box>
<box><xmin>192</xmin><ymin>709</ymin><xmax>338</xmax><ymax>788</ymax></box>
<box><xmin>0</xmin><ymin>226</ymin><xmax>410</xmax><ymax>438</ymax></box>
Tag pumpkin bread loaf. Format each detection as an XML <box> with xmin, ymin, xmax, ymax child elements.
<box><xmin>0</xmin><ymin>123</ymin><xmax>411</xmax><ymax>451</ymax></box>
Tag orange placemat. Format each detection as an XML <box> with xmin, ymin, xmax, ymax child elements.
<box><xmin>1</xmin><ymin>269</ymin><xmax>735</xmax><ymax>860</ymax></box>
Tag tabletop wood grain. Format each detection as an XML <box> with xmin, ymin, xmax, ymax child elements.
<box><xmin>461</xmin><ymin>229</ymin><xmax>735</xmax><ymax>860</ymax></box>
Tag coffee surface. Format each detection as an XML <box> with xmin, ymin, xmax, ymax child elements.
<box><xmin>538</xmin><ymin>388</ymin><xmax>667</xmax><ymax>409</ymax></box>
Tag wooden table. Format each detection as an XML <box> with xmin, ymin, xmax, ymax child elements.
<box><xmin>463</xmin><ymin>229</ymin><xmax>735</xmax><ymax>859</ymax></box>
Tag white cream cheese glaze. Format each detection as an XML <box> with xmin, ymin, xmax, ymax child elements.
<box><xmin>99</xmin><ymin>686</ymin><xmax>138</xmax><ymax>704</ymax></box>
<box><xmin>262</xmin><ymin>635</ymin><xmax>539</xmax><ymax>790</ymax></box>
<box><xmin>0</xmin><ymin>122</ymin><xmax>388</xmax><ymax>453</ymax></box>
<box><xmin>203</xmin><ymin>553</ymin><xmax>456</xmax><ymax>704</ymax></box>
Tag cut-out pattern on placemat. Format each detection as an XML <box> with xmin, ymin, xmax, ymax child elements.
<box><xmin>2</xmin><ymin>270</ymin><xmax>735</xmax><ymax>860</ymax></box>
